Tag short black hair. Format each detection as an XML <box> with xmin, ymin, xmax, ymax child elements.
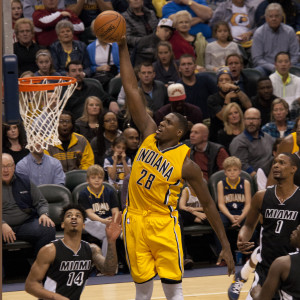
<box><xmin>60</xmin><ymin>110</ymin><xmax>75</xmax><ymax>129</ymax></box>
<box><xmin>137</xmin><ymin>61</ymin><xmax>154</xmax><ymax>72</ymax></box>
<box><xmin>257</xmin><ymin>76</ymin><xmax>272</xmax><ymax>85</ymax></box>
<box><xmin>281</xmin><ymin>152</ymin><xmax>298</xmax><ymax>168</ymax></box>
<box><xmin>275</xmin><ymin>51</ymin><xmax>290</xmax><ymax>62</ymax></box>
<box><xmin>60</xmin><ymin>204</ymin><xmax>86</xmax><ymax>222</ymax></box>
<box><xmin>66</xmin><ymin>60</ymin><xmax>83</xmax><ymax>72</ymax></box>
<box><xmin>172</xmin><ymin>112</ymin><xmax>188</xmax><ymax>138</ymax></box>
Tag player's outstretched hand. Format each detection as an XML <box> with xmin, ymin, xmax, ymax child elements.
<box><xmin>117</xmin><ymin>36</ymin><xmax>126</xmax><ymax>48</ymax></box>
<box><xmin>106</xmin><ymin>211</ymin><xmax>122</xmax><ymax>242</ymax></box>
<box><xmin>217</xmin><ymin>247</ymin><xmax>235</xmax><ymax>276</ymax></box>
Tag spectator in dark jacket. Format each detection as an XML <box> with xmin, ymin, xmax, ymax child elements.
<box><xmin>13</xmin><ymin>18</ymin><xmax>42</xmax><ymax>75</ymax></box>
<box><xmin>50</xmin><ymin>20</ymin><xmax>91</xmax><ymax>77</ymax></box>
<box><xmin>122</xmin><ymin>0</ymin><xmax>158</xmax><ymax>55</ymax></box>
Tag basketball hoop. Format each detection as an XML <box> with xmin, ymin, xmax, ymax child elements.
<box><xmin>18</xmin><ymin>76</ymin><xmax>77</xmax><ymax>152</ymax></box>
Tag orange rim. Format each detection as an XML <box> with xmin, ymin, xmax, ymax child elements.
<box><xmin>18</xmin><ymin>76</ymin><xmax>77</xmax><ymax>92</ymax></box>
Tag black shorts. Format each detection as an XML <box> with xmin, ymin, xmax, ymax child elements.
<box><xmin>253</xmin><ymin>263</ymin><xmax>280</xmax><ymax>300</ymax></box>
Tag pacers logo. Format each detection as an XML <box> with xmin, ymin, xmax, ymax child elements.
<box><xmin>230</xmin><ymin>13</ymin><xmax>250</xmax><ymax>27</ymax></box>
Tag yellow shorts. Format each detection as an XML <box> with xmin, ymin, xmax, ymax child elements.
<box><xmin>122</xmin><ymin>207</ymin><xmax>184</xmax><ymax>284</ymax></box>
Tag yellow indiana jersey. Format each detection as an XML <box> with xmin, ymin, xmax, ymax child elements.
<box><xmin>127</xmin><ymin>134</ymin><xmax>190</xmax><ymax>213</ymax></box>
<box><xmin>292</xmin><ymin>132</ymin><xmax>299</xmax><ymax>154</ymax></box>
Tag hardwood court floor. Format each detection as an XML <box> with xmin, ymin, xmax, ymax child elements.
<box><xmin>3</xmin><ymin>273</ymin><xmax>254</xmax><ymax>299</ymax></box>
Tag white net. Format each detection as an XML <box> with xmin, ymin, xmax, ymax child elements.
<box><xmin>19</xmin><ymin>77</ymin><xmax>77</xmax><ymax>152</ymax></box>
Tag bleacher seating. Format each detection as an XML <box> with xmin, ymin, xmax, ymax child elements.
<box><xmin>38</xmin><ymin>184</ymin><xmax>73</xmax><ymax>239</ymax></box>
<box><xmin>65</xmin><ymin>170</ymin><xmax>87</xmax><ymax>192</ymax></box>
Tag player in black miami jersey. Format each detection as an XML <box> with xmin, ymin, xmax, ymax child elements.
<box><xmin>251</xmin><ymin>224</ymin><xmax>300</xmax><ymax>300</ymax></box>
<box><xmin>25</xmin><ymin>204</ymin><xmax>121</xmax><ymax>300</ymax></box>
<box><xmin>237</xmin><ymin>153</ymin><xmax>300</xmax><ymax>300</ymax></box>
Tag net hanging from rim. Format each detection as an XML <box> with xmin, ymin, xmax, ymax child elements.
<box><xmin>18</xmin><ymin>76</ymin><xmax>77</xmax><ymax>152</ymax></box>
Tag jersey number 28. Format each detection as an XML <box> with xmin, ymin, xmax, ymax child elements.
<box><xmin>137</xmin><ymin>169</ymin><xmax>156</xmax><ymax>189</ymax></box>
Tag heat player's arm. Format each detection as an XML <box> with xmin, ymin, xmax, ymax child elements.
<box><xmin>25</xmin><ymin>244</ymin><xmax>68</xmax><ymax>300</ymax></box>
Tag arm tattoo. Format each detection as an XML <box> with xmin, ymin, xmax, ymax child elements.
<box><xmin>93</xmin><ymin>242</ymin><xmax>117</xmax><ymax>275</ymax></box>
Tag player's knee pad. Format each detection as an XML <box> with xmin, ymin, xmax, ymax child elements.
<box><xmin>162</xmin><ymin>282</ymin><xmax>183</xmax><ymax>300</ymax></box>
<box><xmin>135</xmin><ymin>280</ymin><xmax>153</xmax><ymax>300</ymax></box>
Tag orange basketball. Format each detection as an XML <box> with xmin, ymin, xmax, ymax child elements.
<box><xmin>94</xmin><ymin>11</ymin><xmax>126</xmax><ymax>43</ymax></box>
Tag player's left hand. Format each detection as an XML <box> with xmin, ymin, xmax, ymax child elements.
<box><xmin>217</xmin><ymin>246</ymin><xmax>235</xmax><ymax>276</ymax></box>
<box><xmin>106</xmin><ymin>211</ymin><xmax>122</xmax><ymax>241</ymax></box>
<box><xmin>250</xmin><ymin>284</ymin><xmax>262</xmax><ymax>298</ymax></box>
<box><xmin>39</xmin><ymin>214</ymin><xmax>55</xmax><ymax>227</ymax></box>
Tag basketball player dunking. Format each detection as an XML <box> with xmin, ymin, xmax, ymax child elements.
<box><xmin>25</xmin><ymin>204</ymin><xmax>122</xmax><ymax>300</ymax></box>
<box><xmin>237</xmin><ymin>153</ymin><xmax>300</xmax><ymax>300</ymax></box>
<box><xmin>118</xmin><ymin>37</ymin><xmax>235</xmax><ymax>300</ymax></box>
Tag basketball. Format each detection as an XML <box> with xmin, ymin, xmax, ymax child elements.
<box><xmin>94</xmin><ymin>11</ymin><xmax>126</xmax><ymax>43</ymax></box>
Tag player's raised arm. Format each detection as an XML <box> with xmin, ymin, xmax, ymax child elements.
<box><xmin>25</xmin><ymin>244</ymin><xmax>68</xmax><ymax>300</ymax></box>
<box><xmin>91</xmin><ymin>211</ymin><xmax>122</xmax><ymax>275</ymax></box>
<box><xmin>118</xmin><ymin>37</ymin><xmax>157</xmax><ymax>139</ymax></box>
<box><xmin>182</xmin><ymin>157</ymin><xmax>235</xmax><ymax>275</ymax></box>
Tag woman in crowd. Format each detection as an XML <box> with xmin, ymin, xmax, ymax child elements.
<box><xmin>91</xmin><ymin>111</ymin><xmax>122</xmax><ymax>166</ymax></box>
<box><xmin>75</xmin><ymin>96</ymin><xmax>103</xmax><ymax>142</ymax></box>
<box><xmin>262</xmin><ymin>98</ymin><xmax>294</xmax><ymax>138</ymax></box>
<box><xmin>2</xmin><ymin>122</ymin><xmax>29</xmax><ymax>164</ymax></box>
<box><xmin>153</xmin><ymin>41</ymin><xmax>180</xmax><ymax>86</ymax></box>
<box><xmin>87</xmin><ymin>21</ymin><xmax>120</xmax><ymax>91</ymax></box>
<box><xmin>169</xmin><ymin>10</ymin><xmax>207</xmax><ymax>69</ymax></box>
<box><xmin>217</xmin><ymin>102</ymin><xmax>244</xmax><ymax>153</ymax></box>
<box><xmin>34</xmin><ymin>49</ymin><xmax>60</xmax><ymax>77</ymax></box>
<box><xmin>50</xmin><ymin>20</ymin><xmax>91</xmax><ymax>77</ymax></box>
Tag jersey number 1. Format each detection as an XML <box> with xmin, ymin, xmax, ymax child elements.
<box><xmin>137</xmin><ymin>169</ymin><xmax>156</xmax><ymax>189</ymax></box>
<box><xmin>275</xmin><ymin>220</ymin><xmax>284</xmax><ymax>234</ymax></box>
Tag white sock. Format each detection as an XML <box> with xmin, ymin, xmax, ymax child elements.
<box><xmin>250</xmin><ymin>247</ymin><xmax>259</xmax><ymax>265</ymax></box>
<box><xmin>135</xmin><ymin>280</ymin><xmax>153</xmax><ymax>300</ymax></box>
<box><xmin>162</xmin><ymin>282</ymin><xmax>183</xmax><ymax>300</ymax></box>
<box><xmin>240</xmin><ymin>247</ymin><xmax>259</xmax><ymax>280</ymax></box>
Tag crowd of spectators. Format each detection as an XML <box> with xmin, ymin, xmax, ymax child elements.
<box><xmin>5</xmin><ymin>0</ymin><xmax>300</xmax><ymax>273</ymax></box>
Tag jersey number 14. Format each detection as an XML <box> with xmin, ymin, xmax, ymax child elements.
<box><xmin>66</xmin><ymin>272</ymin><xmax>84</xmax><ymax>286</ymax></box>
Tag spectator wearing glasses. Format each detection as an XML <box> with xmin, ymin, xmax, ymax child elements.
<box><xmin>229</xmin><ymin>108</ymin><xmax>274</xmax><ymax>177</ymax></box>
<box><xmin>2</xmin><ymin>153</ymin><xmax>56</xmax><ymax>257</ymax></box>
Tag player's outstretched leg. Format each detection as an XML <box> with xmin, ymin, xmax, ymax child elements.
<box><xmin>135</xmin><ymin>280</ymin><xmax>154</xmax><ymax>300</ymax></box>
<box><xmin>162</xmin><ymin>282</ymin><xmax>183</xmax><ymax>300</ymax></box>
<box><xmin>228</xmin><ymin>247</ymin><xmax>259</xmax><ymax>300</ymax></box>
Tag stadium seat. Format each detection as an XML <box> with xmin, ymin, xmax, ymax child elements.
<box><xmin>289</xmin><ymin>66</ymin><xmax>300</xmax><ymax>77</ymax></box>
<box><xmin>38</xmin><ymin>184</ymin><xmax>72</xmax><ymax>238</ymax></box>
<box><xmin>72</xmin><ymin>182</ymin><xmax>88</xmax><ymax>204</ymax></box>
<box><xmin>65</xmin><ymin>170</ymin><xmax>87</xmax><ymax>192</ymax></box>
<box><xmin>108</xmin><ymin>77</ymin><xmax>122</xmax><ymax>99</ymax></box>
<box><xmin>242</xmin><ymin>68</ymin><xmax>262</xmax><ymax>99</ymax></box>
